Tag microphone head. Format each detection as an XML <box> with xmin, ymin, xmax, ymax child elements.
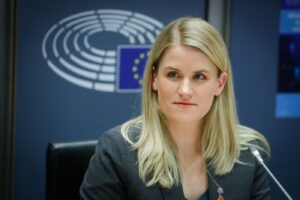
<box><xmin>249</xmin><ymin>146</ymin><xmax>264</xmax><ymax>163</ymax></box>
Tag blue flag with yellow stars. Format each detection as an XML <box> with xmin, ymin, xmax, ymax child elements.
<box><xmin>117</xmin><ymin>45</ymin><xmax>151</xmax><ymax>92</ymax></box>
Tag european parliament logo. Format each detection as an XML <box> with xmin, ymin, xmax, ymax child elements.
<box><xmin>42</xmin><ymin>9</ymin><xmax>163</xmax><ymax>93</ymax></box>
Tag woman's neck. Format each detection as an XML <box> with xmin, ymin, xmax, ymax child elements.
<box><xmin>168</xmin><ymin>120</ymin><xmax>202</xmax><ymax>158</ymax></box>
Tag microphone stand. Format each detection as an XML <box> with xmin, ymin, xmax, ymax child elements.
<box><xmin>250</xmin><ymin>147</ymin><xmax>293</xmax><ymax>200</ymax></box>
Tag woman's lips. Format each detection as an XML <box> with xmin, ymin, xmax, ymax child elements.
<box><xmin>173</xmin><ymin>101</ymin><xmax>197</xmax><ymax>107</ymax></box>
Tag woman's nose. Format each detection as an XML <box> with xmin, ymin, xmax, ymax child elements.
<box><xmin>178</xmin><ymin>79</ymin><xmax>193</xmax><ymax>98</ymax></box>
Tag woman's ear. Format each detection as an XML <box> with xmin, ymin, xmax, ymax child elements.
<box><xmin>215</xmin><ymin>72</ymin><xmax>227</xmax><ymax>96</ymax></box>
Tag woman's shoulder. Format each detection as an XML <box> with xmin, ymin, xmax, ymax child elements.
<box><xmin>96</xmin><ymin>125</ymin><xmax>141</xmax><ymax>154</ymax></box>
<box><xmin>237</xmin><ymin>125</ymin><xmax>270</xmax><ymax>158</ymax></box>
<box><xmin>101</xmin><ymin>124</ymin><xmax>141</xmax><ymax>141</ymax></box>
<box><xmin>99</xmin><ymin>125</ymin><xmax>123</xmax><ymax>142</ymax></box>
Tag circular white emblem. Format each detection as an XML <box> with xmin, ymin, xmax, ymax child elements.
<box><xmin>42</xmin><ymin>9</ymin><xmax>163</xmax><ymax>92</ymax></box>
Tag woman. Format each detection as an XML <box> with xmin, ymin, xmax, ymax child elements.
<box><xmin>80</xmin><ymin>17</ymin><xmax>270</xmax><ymax>200</ymax></box>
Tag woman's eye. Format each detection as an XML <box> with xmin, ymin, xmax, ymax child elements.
<box><xmin>167</xmin><ymin>71</ymin><xmax>180</xmax><ymax>79</ymax></box>
<box><xmin>194</xmin><ymin>73</ymin><xmax>206</xmax><ymax>80</ymax></box>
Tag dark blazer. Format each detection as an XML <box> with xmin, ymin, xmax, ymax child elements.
<box><xmin>80</xmin><ymin>126</ymin><xmax>270</xmax><ymax>200</ymax></box>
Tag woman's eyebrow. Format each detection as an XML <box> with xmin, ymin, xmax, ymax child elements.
<box><xmin>162</xmin><ymin>66</ymin><xmax>181</xmax><ymax>71</ymax></box>
<box><xmin>193</xmin><ymin>69</ymin><xmax>210</xmax><ymax>74</ymax></box>
<box><xmin>162</xmin><ymin>66</ymin><xmax>212</xmax><ymax>74</ymax></box>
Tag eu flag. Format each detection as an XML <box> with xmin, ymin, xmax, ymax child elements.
<box><xmin>117</xmin><ymin>45</ymin><xmax>151</xmax><ymax>92</ymax></box>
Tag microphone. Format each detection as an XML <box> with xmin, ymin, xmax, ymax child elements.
<box><xmin>249</xmin><ymin>147</ymin><xmax>293</xmax><ymax>200</ymax></box>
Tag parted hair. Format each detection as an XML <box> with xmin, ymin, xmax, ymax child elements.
<box><xmin>121</xmin><ymin>17</ymin><xmax>270</xmax><ymax>189</ymax></box>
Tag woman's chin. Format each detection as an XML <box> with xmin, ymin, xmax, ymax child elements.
<box><xmin>167</xmin><ymin>115</ymin><xmax>201</xmax><ymax>125</ymax></box>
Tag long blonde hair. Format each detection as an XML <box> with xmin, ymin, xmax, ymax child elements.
<box><xmin>121</xmin><ymin>17</ymin><xmax>270</xmax><ymax>188</ymax></box>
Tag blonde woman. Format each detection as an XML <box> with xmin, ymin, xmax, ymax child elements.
<box><xmin>80</xmin><ymin>17</ymin><xmax>270</xmax><ymax>200</ymax></box>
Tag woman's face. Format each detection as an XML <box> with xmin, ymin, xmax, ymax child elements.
<box><xmin>152</xmin><ymin>45</ymin><xmax>227</xmax><ymax>125</ymax></box>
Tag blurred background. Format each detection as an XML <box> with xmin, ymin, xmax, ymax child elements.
<box><xmin>1</xmin><ymin>0</ymin><xmax>299</xmax><ymax>199</ymax></box>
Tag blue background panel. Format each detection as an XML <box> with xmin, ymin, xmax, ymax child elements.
<box><xmin>231</xmin><ymin>0</ymin><xmax>299</xmax><ymax>198</ymax></box>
